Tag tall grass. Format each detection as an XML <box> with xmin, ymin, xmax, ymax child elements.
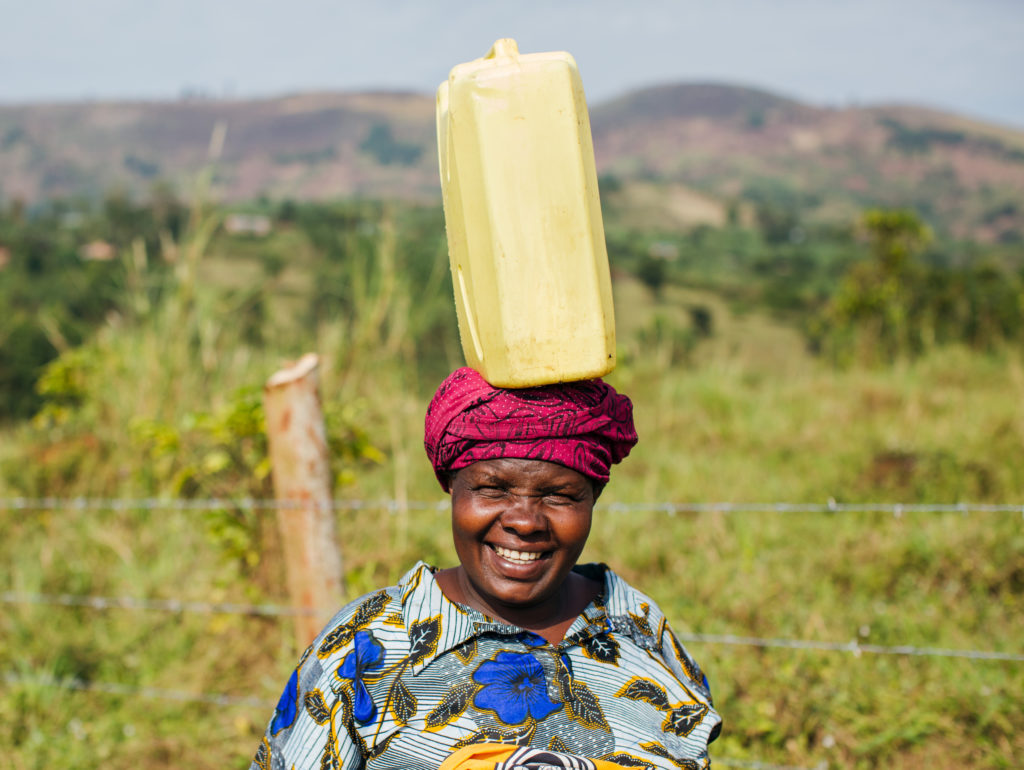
<box><xmin>1</xmin><ymin>202</ymin><xmax>1022</xmax><ymax>769</ymax></box>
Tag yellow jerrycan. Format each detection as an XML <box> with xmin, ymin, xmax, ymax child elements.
<box><xmin>436</xmin><ymin>38</ymin><xmax>615</xmax><ymax>388</ymax></box>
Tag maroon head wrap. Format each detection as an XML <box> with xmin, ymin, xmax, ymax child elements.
<box><xmin>424</xmin><ymin>367</ymin><xmax>638</xmax><ymax>491</ymax></box>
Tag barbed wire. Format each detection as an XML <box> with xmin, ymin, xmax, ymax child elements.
<box><xmin>673</xmin><ymin>632</ymin><xmax>1024</xmax><ymax>662</ymax></box>
<box><xmin>2</xmin><ymin>670</ymin><xmax>821</xmax><ymax>770</ymax></box>
<box><xmin>3</xmin><ymin>670</ymin><xmax>274</xmax><ymax>708</ymax></box>
<box><xmin>605</xmin><ymin>500</ymin><xmax>1024</xmax><ymax>517</ymax></box>
<box><xmin>4</xmin><ymin>590</ymin><xmax>1020</xmax><ymax>663</ymax></box>
<box><xmin>0</xmin><ymin>590</ymin><xmax>316</xmax><ymax>616</ymax></box>
<box><xmin>2</xmin><ymin>497</ymin><xmax>1006</xmax><ymax>769</ymax></box>
<box><xmin>2</xmin><ymin>496</ymin><xmax>1023</xmax><ymax>516</ymax></box>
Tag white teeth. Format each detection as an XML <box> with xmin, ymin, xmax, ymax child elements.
<box><xmin>493</xmin><ymin>546</ymin><xmax>542</xmax><ymax>563</ymax></box>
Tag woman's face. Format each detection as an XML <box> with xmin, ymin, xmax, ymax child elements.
<box><xmin>449</xmin><ymin>458</ymin><xmax>595</xmax><ymax>622</ymax></box>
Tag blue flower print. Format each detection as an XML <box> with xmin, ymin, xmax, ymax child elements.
<box><xmin>270</xmin><ymin>668</ymin><xmax>299</xmax><ymax>734</ymax></box>
<box><xmin>337</xmin><ymin>630</ymin><xmax>386</xmax><ymax>723</ymax></box>
<box><xmin>472</xmin><ymin>652</ymin><xmax>561</xmax><ymax>725</ymax></box>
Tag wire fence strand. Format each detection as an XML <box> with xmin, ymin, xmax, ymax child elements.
<box><xmin>4</xmin><ymin>496</ymin><xmax>1011</xmax><ymax>769</ymax></box>
<box><xmin>2</xmin><ymin>496</ymin><xmax>1023</xmax><ymax>516</ymax></box>
<box><xmin>4</xmin><ymin>591</ymin><xmax>1021</xmax><ymax>662</ymax></box>
<box><xmin>0</xmin><ymin>590</ymin><xmax>316</xmax><ymax>616</ymax></box>
<box><xmin>1</xmin><ymin>670</ymin><xmax>822</xmax><ymax>770</ymax></box>
<box><xmin>673</xmin><ymin>632</ymin><xmax>1024</xmax><ymax>662</ymax></box>
<box><xmin>3</xmin><ymin>670</ymin><xmax>274</xmax><ymax>708</ymax></box>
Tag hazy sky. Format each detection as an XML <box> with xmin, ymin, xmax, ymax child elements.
<box><xmin>4</xmin><ymin>0</ymin><xmax>1023</xmax><ymax>128</ymax></box>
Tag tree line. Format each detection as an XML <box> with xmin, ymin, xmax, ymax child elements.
<box><xmin>2</xmin><ymin>191</ymin><xmax>1023</xmax><ymax>422</ymax></box>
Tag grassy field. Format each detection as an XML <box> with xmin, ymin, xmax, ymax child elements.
<box><xmin>1</xmin><ymin>206</ymin><xmax>1022</xmax><ymax>769</ymax></box>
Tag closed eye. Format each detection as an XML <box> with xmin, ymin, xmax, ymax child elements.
<box><xmin>543</xmin><ymin>493</ymin><xmax>579</xmax><ymax>506</ymax></box>
<box><xmin>473</xmin><ymin>485</ymin><xmax>508</xmax><ymax>499</ymax></box>
<box><xmin>539</xmin><ymin>486</ymin><xmax>588</xmax><ymax>505</ymax></box>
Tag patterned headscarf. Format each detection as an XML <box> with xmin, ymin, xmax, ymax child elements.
<box><xmin>424</xmin><ymin>367</ymin><xmax>638</xmax><ymax>492</ymax></box>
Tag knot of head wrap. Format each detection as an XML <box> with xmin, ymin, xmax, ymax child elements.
<box><xmin>424</xmin><ymin>367</ymin><xmax>638</xmax><ymax>492</ymax></box>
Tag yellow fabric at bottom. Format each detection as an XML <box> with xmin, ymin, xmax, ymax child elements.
<box><xmin>437</xmin><ymin>744</ymin><xmax>518</xmax><ymax>770</ymax></box>
<box><xmin>437</xmin><ymin>742</ymin><xmax>628</xmax><ymax>770</ymax></box>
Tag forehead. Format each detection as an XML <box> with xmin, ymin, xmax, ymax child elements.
<box><xmin>456</xmin><ymin>458</ymin><xmax>591</xmax><ymax>487</ymax></box>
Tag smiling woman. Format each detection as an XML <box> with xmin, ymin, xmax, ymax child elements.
<box><xmin>251</xmin><ymin>367</ymin><xmax>721</xmax><ymax>770</ymax></box>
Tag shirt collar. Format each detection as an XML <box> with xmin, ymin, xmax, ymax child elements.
<box><xmin>396</xmin><ymin>561</ymin><xmax>663</xmax><ymax>674</ymax></box>
<box><xmin>397</xmin><ymin>562</ymin><xmax>472</xmax><ymax>674</ymax></box>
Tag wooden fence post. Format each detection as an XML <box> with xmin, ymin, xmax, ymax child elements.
<box><xmin>263</xmin><ymin>353</ymin><xmax>344</xmax><ymax>649</ymax></box>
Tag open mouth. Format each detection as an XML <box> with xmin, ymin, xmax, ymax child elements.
<box><xmin>490</xmin><ymin>544</ymin><xmax>549</xmax><ymax>566</ymax></box>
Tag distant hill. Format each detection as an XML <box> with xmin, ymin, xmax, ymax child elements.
<box><xmin>592</xmin><ymin>82</ymin><xmax>814</xmax><ymax>126</ymax></box>
<box><xmin>1</xmin><ymin>83</ymin><xmax>1022</xmax><ymax>242</ymax></box>
<box><xmin>592</xmin><ymin>83</ymin><xmax>1024</xmax><ymax>242</ymax></box>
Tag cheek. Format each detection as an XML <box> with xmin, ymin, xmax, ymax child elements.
<box><xmin>561</xmin><ymin>512</ymin><xmax>593</xmax><ymax>553</ymax></box>
<box><xmin>450</xmin><ymin>517</ymin><xmax>473</xmax><ymax>551</ymax></box>
<box><xmin>451</xmin><ymin>505</ymin><xmax>494</xmax><ymax>544</ymax></box>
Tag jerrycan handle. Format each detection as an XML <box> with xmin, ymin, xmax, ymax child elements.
<box><xmin>485</xmin><ymin>38</ymin><xmax>519</xmax><ymax>60</ymax></box>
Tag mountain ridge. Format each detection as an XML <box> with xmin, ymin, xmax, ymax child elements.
<box><xmin>1</xmin><ymin>82</ymin><xmax>1022</xmax><ymax>241</ymax></box>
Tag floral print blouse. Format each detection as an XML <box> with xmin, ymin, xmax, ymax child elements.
<box><xmin>251</xmin><ymin>562</ymin><xmax>721</xmax><ymax>770</ymax></box>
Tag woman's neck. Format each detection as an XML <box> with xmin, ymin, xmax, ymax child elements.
<box><xmin>434</xmin><ymin>566</ymin><xmax>602</xmax><ymax>645</ymax></box>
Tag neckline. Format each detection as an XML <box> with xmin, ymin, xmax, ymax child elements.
<box><xmin>443</xmin><ymin>578</ymin><xmax>610</xmax><ymax>648</ymax></box>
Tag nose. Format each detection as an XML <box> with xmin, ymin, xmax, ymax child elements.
<box><xmin>498</xmin><ymin>494</ymin><xmax>547</xmax><ymax>537</ymax></box>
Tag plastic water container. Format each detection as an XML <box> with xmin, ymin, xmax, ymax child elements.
<box><xmin>436</xmin><ymin>38</ymin><xmax>615</xmax><ymax>388</ymax></box>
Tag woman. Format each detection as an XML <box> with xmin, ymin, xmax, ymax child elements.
<box><xmin>252</xmin><ymin>367</ymin><xmax>721</xmax><ymax>770</ymax></box>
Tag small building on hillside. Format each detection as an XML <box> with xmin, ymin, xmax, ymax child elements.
<box><xmin>224</xmin><ymin>213</ymin><xmax>272</xmax><ymax>237</ymax></box>
<box><xmin>648</xmin><ymin>241</ymin><xmax>680</xmax><ymax>261</ymax></box>
<box><xmin>80</xmin><ymin>240</ymin><xmax>116</xmax><ymax>261</ymax></box>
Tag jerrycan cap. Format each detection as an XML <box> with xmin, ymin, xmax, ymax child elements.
<box><xmin>446</xmin><ymin>38</ymin><xmax>525</xmax><ymax>83</ymax></box>
<box><xmin>484</xmin><ymin>38</ymin><xmax>520</xmax><ymax>60</ymax></box>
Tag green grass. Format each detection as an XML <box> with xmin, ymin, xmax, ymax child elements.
<box><xmin>3</xmin><ymin>491</ymin><xmax>1021</xmax><ymax>768</ymax></box>
<box><xmin>1</xmin><ymin>204</ymin><xmax>1022</xmax><ymax>769</ymax></box>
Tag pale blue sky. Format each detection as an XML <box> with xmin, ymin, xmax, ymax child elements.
<box><xmin>3</xmin><ymin>0</ymin><xmax>1022</xmax><ymax>127</ymax></box>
